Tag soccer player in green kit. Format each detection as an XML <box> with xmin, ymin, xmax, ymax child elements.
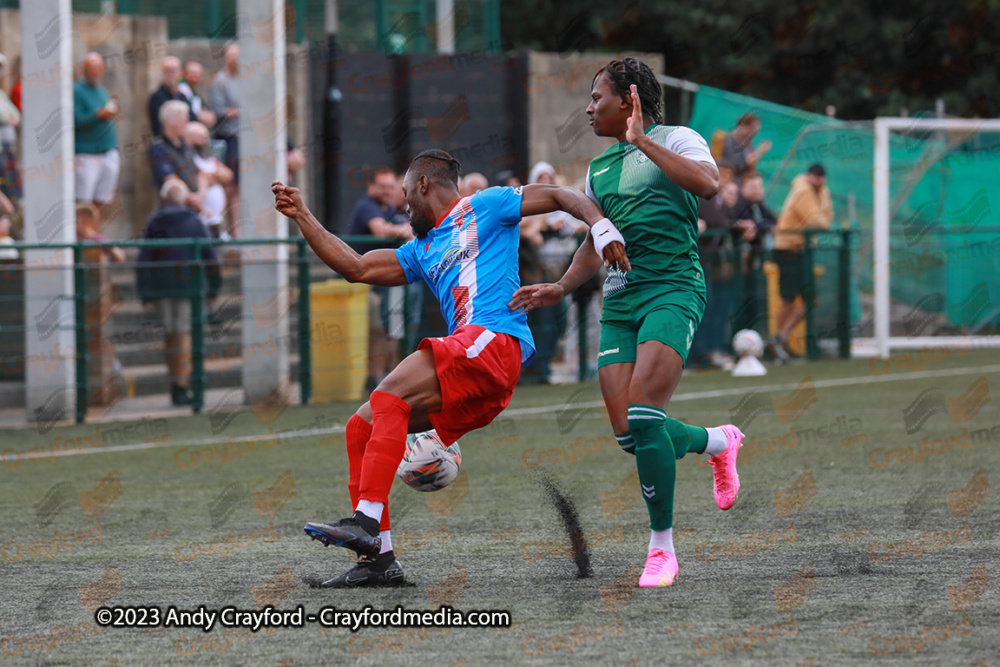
<box><xmin>510</xmin><ymin>58</ymin><xmax>745</xmax><ymax>587</ymax></box>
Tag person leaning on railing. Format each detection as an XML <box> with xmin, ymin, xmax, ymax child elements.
<box><xmin>770</xmin><ymin>163</ymin><xmax>833</xmax><ymax>362</ymax></box>
<box><xmin>136</xmin><ymin>180</ymin><xmax>222</xmax><ymax>407</ymax></box>
<box><xmin>690</xmin><ymin>180</ymin><xmax>748</xmax><ymax>371</ymax></box>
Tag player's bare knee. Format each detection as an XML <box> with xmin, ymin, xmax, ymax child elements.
<box><xmin>356</xmin><ymin>402</ymin><xmax>373</xmax><ymax>423</ymax></box>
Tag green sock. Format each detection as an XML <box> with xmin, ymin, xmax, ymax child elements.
<box><xmin>628</xmin><ymin>404</ymin><xmax>674</xmax><ymax>531</ymax></box>
<box><xmin>615</xmin><ymin>432</ymin><xmax>636</xmax><ymax>455</ymax></box>
<box><xmin>664</xmin><ymin>418</ymin><xmax>709</xmax><ymax>458</ymax></box>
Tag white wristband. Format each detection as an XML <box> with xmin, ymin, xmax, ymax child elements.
<box><xmin>592</xmin><ymin>218</ymin><xmax>624</xmax><ymax>259</ymax></box>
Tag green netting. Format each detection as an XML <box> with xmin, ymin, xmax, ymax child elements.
<box><xmin>689</xmin><ymin>85</ymin><xmax>1000</xmax><ymax>330</ymax></box>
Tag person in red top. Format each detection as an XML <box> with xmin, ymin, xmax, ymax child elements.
<box><xmin>9</xmin><ymin>56</ymin><xmax>21</xmax><ymax>112</ymax></box>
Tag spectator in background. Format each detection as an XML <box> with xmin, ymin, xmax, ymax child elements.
<box><xmin>0</xmin><ymin>54</ymin><xmax>20</xmax><ymax>201</ymax></box>
<box><xmin>177</xmin><ymin>61</ymin><xmax>217</xmax><ymax>129</ymax></box>
<box><xmin>722</xmin><ymin>112</ymin><xmax>772</xmax><ymax>180</ymax></box>
<box><xmin>137</xmin><ymin>179</ymin><xmax>222</xmax><ymax>407</ymax></box>
<box><xmin>0</xmin><ymin>189</ymin><xmax>17</xmax><ymax>260</ymax></box>
<box><xmin>8</xmin><ymin>55</ymin><xmax>21</xmax><ymax>112</ymax></box>
<box><xmin>147</xmin><ymin>100</ymin><xmax>203</xmax><ymax>211</ymax></box>
<box><xmin>0</xmin><ymin>213</ymin><xmax>16</xmax><ymax>260</ymax></box>
<box><xmin>690</xmin><ymin>181</ymin><xmax>750</xmax><ymax>370</ymax></box>
<box><xmin>287</xmin><ymin>141</ymin><xmax>306</xmax><ymax>182</ymax></box>
<box><xmin>526</xmin><ymin>161</ymin><xmax>587</xmax><ymax>239</ymax></box>
<box><xmin>74</xmin><ymin>53</ymin><xmax>120</xmax><ymax>224</ymax></box>
<box><xmin>512</xmin><ymin>162</ymin><xmax>573</xmax><ymax>385</ymax></box>
<box><xmin>347</xmin><ymin>168</ymin><xmax>413</xmax><ymax>389</ymax></box>
<box><xmin>77</xmin><ymin>202</ymin><xmax>126</xmax><ymax>264</ymax></box>
<box><xmin>183</xmin><ymin>121</ymin><xmax>232</xmax><ymax>238</ymax></box>
<box><xmin>771</xmin><ymin>163</ymin><xmax>833</xmax><ymax>362</ymax></box>
<box><xmin>387</xmin><ymin>175</ymin><xmax>411</xmax><ymax>226</ymax></box>
<box><xmin>211</xmin><ymin>44</ymin><xmax>242</xmax><ymax>237</ymax></box>
<box><xmin>495</xmin><ymin>170</ymin><xmax>521</xmax><ymax>188</ymax></box>
<box><xmin>459</xmin><ymin>172</ymin><xmax>488</xmax><ymax>197</ymax></box>
<box><xmin>347</xmin><ymin>169</ymin><xmax>412</xmax><ymax>245</ymax></box>
<box><xmin>148</xmin><ymin>56</ymin><xmax>195</xmax><ymax>137</ymax></box>
<box><xmin>733</xmin><ymin>174</ymin><xmax>777</xmax><ymax>243</ymax></box>
<box><xmin>730</xmin><ymin>173</ymin><xmax>778</xmax><ymax>339</ymax></box>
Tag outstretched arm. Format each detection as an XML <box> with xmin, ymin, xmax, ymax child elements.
<box><xmin>624</xmin><ymin>85</ymin><xmax>719</xmax><ymax>199</ymax></box>
<box><xmin>508</xmin><ymin>232</ymin><xmax>604</xmax><ymax>314</ymax></box>
<box><xmin>519</xmin><ymin>183</ymin><xmax>630</xmax><ymax>272</ymax></box>
<box><xmin>272</xmin><ymin>181</ymin><xmax>407</xmax><ymax>286</ymax></box>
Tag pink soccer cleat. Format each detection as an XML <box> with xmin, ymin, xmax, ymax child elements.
<box><xmin>711</xmin><ymin>424</ymin><xmax>744</xmax><ymax>510</ymax></box>
<box><xmin>639</xmin><ymin>549</ymin><xmax>679</xmax><ymax>587</ymax></box>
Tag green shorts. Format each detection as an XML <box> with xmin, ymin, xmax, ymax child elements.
<box><xmin>598</xmin><ymin>289</ymin><xmax>706</xmax><ymax>367</ymax></box>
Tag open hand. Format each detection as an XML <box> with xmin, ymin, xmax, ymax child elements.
<box><xmin>624</xmin><ymin>84</ymin><xmax>645</xmax><ymax>145</ymax></box>
<box><xmin>272</xmin><ymin>181</ymin><xmax>305</xmax><ymax>218</ymax></box>
<box><xmin>508</xmin><ymin>283</ymin><xmax>566</xmax><ymax>314</ymax></box>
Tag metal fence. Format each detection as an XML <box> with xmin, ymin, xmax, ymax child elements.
<box><xmin>1</xmin><ymin>228</ymin><xmax>856</xmax><ymax>424</ymax></box>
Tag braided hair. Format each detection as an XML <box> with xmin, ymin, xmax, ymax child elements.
<box><xmin>408</xmin><ymin>149</ymin><xmax>462</xmax><ymax>187</ymax></box>
<box><xmin>592</xmin><ymin>57</ymin><xmax>663</xmax><ymax>124</ymax></box>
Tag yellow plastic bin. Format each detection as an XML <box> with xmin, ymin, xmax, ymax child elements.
<box><xmin>310</xmin><ymin>280</ymin><xmax>369</xmax><ymax>402</ymax></box>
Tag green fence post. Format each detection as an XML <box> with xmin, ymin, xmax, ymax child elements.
<box><xmin>207</xmin><ymin>0</ymin><xmax>221</xmax><ymax>37</ymax></box>
<box><xmin>838</xmin><ymin>228</ymin><xmax>853</xmax><ymax>359</ymax></box>
<box><xmin>486</xmin><ymin>0</ymin><xmax>501</xmax><ymax>51</ymax></box>
<box><xmin>802</xmin><ymin>232</ymin><xmax>819</xmax><ymax>359</ymax></box>
<box><xmin>190</xmin><ymin>240</ymin><xmax>205</xmax><ymax>413</ymax></box>
<box><xmin>376</xmin><ymin>0</ymin><xmax>387</xmax><ymax>51</ymax></box>
<box><xmin>734</xmin><ymin>235</ymin><xmax>747</xmax><ymax>334</ymax></box>
<box><xmin>74</xmin><ymin>245</ymin><xmax>88</xmax><ymax>424</ymax></box>
<box><xmin>297</xmin><ymin>240</ymin><xmax>311</xmax><ymax>405</ymax></box>
<box><xmin>294</xmin><ymin>0</ymin><xmax>306</xmax><ymax>43</ymax></box>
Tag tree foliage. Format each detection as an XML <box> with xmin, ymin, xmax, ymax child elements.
<box><xmin>500</xmin><ymin>0</ymin><xmax>1000</xmax><ymax>119</ymax></box>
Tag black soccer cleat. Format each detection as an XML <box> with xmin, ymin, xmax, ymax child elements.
<box><xmin>304</xmin><ymin>513</ymin><xmax>381</xmax><ymax>557</ymax></box>
<box><xmin>320</xmin><ymin>551</ymin><xmax>406</xmax><ymax>588</ymax></box>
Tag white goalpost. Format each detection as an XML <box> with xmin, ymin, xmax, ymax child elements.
<box><xmin>852</xmin><ymin>116</ymin><xmax>1000</xmax><ymax>359</ymax></box>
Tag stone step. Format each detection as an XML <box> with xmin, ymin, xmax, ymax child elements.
<box><xmin>0</xmin><ymin>353</ymin><xmax>305</xmax><ymax>408</ymax></box>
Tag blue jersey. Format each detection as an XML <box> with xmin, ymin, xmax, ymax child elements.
<box><xmin>394</xmin><ymin>186</ymin><xmax>535</xmax><ymax>365</ymax></box>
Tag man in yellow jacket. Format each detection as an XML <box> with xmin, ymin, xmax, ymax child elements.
<box><xmin>771</xmin><ymin>163</ymin><xmax>832</xmax><ymax>361</ymax></box>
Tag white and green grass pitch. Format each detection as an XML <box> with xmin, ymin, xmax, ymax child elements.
<box><xmin>1</xmin><ymin>351</ymin><xmax>998</xmax><ymax>665</ymax></box>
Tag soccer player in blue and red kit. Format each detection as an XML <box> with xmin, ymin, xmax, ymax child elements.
<box><xmin>272</xmin><ymin>149</ymin><xmax>629</xmax><ymax>587</ymax></box>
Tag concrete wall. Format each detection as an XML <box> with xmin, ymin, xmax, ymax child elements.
<box><xmin>0</xmin><ymin>10</ymin><xmax>312</xmax><ymax>240</ymax></box>
<box><xmin>527</xmin><ymin>52</ymin><xmax>664</xmax><ymax>186</ymax></box>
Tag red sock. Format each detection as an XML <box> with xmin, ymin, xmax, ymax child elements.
<box><xmin>359</xmin><ymin>390</ymin><xmax>411</xmax><ymax>511</ymax></box>
<box><xmin>345</xmin><ymin>413</ymin><xmax>391</xmax><ymax>531</ymax></box>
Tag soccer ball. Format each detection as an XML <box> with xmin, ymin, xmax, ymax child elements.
<box><xmin>396</xmin><ymin>430</ymin><xmax>462</xmax><ymax>492</ymax></box>
<box><xmin>732</xmin><ymin>329</ymin><xmax>764</xmax><ymax>358</ymax></box>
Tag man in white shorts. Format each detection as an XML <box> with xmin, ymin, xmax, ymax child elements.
<box><xmin>74</xmin><ymin>53</ymin><xmax>120</xmax><ymax>213</ymax></box>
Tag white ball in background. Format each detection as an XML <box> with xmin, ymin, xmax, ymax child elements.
<box><xmin>732</xmin><ymin>329</ymin><xmax>764</xmax><ymax>358</ymax></box>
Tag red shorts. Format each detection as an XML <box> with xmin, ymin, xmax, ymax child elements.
<box><xmin>419</xmin><ymin>325</ymin><xmax>523</xmax><ymax>445</ymax></box>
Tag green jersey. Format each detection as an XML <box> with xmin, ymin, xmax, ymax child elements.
<box><xmin>586</xmin><ymin>124</ymin><xmax>716</xmax><ymax>304</ymax></box>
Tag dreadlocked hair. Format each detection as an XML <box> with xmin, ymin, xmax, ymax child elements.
<box><xmin>593</xmin><ymin>57</ymin><xmax>663</xmax><ymax>124</ymax></box>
